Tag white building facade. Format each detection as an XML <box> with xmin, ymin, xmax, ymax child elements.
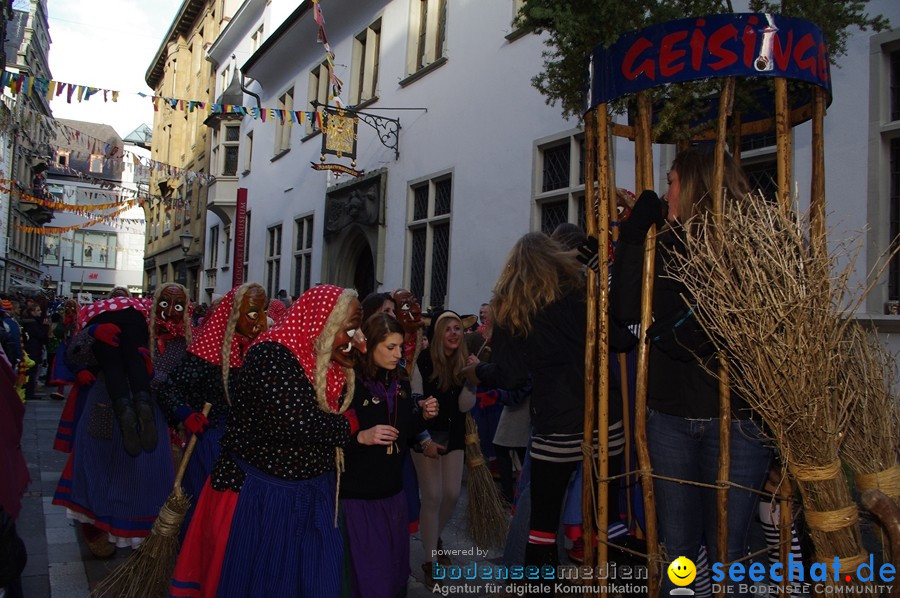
<box><xmin>42</xmin><ymin>119</ymin><xmax>146</xmax><ymax>299</ymax></box>
<box><xmin>198</xmin><ymin>0</ymin><xmax>900</xmax><ymax>353</ymax></box>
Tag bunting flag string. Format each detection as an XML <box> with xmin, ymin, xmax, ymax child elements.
<box><xmin>1</xmin><ymin>99</ymin><xmax>214</xmax><ymax>190</ymax></box>
<box><xmin>2</xmin><ymin>69</ymin><xmax>341</xmax><ymax>128</ymax></box>
<box><xmin>17</xmin><ymin>202</ymin><xmax>136</xmax><ymax>234</ymax></box>
<box><xmin>0</xmin><ymin>183</ymin><xmax>141</xmax><ymax>212</ymax></box>
<box><xmin>311</xmin><ymin>0</ymin><xmax>343</xmax><ymax>102</ymax></box>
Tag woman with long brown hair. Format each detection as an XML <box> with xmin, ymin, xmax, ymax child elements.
<box><xmin>473</xmin><ymin>231</ymin><xmax>588</xmax><ymax>571</ymax></box>
<box><xmin>341</xmin><ymin>313</ymin><xmax>438</xmax><ymax>598</ymax></box>
<box><xmin>610</xmin><ymin>146</ymin><xmax>771</xmax><ymax>597</ymax></box>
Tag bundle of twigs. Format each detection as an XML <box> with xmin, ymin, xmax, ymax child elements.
<box><xmin>93</xmin><ymin>403</ymin><xmax>212</xmax><ymax>598</ymax></box>
<box><xmin>668</xmin><ymin>197</ymin><xmax>866</xmax><ymax>570</ymax></box>
<box><xmin>464</xmin><ymin>413</ymin><xmax>509</xmax><ymax>549</ymax></box>
<box><xmin>838</xmin><ymin>323</ymin><xmax>900</xmax><ymax>501</ymax></box>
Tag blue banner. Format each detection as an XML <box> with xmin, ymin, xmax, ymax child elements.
<box><xmin>586</xmin><ymin>13</ymin><xmax>831</xmax><ymax>111</ymax></box>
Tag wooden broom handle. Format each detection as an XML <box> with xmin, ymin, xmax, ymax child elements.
<box><xmin>173</xmin><ymin>402</ymin><xmax>213</xmax><ymax>489</ymax></box>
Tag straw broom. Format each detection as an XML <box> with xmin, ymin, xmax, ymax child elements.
<box><xmin>668</xmin><ymin>199</ymin><xmax>868</xmax><ymax>575</ymax></box>
<box><xmin>464</xmin><ymin>413</ymin><xmax>509</xmax><ymax>550</ymax></box>
<box><xmin>93</xmin><ymin>402</ymin><xmax>212</xmax><ymax>598</ymax></box>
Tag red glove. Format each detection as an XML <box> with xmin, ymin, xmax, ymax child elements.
<box><xmin>183</xmin><ymin>411</ymin><xmax>210</xmax><ymax>436</ymax></box>
<box><xmin>476</xmin><ymin>388</ymin><xmax>500</xmax><ymax>408</ymax></box>
<box><xmin>89</xmin><ymin>323</ymin><xmax>121</xmax><ymax>347</ymax></box>
<box><xmin>137</xmin><ymin>347</ymin><xmax>154</xmax><ymax>376</ymax></box>
<box><xmin>76</xmin><ymin>370</ymin><xmax>96</xmax><ymax>386</ymax></box>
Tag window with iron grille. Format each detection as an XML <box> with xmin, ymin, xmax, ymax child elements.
<box><xmin>266</xmin><ymin>224</ymin><xmax>282</xmax><ymax>298</ymax></box>
<box><xmin>293</xmin><ymin>215</ymin><xmax>314</xmax><ymax>297</ymax></box>
<box><xmin>407</xmin><ymin>175</ymin><xmax>452</xmax><ymax>310</ymax></box>
<box><xmin>542</xmin><ymin>144</ymin><xmax>570</xmax><ymax>192</ymax></box>
<box><xmin>535</xmin><ymin>134</ymin><xmax>586</xmax><ymax>234</ymax></box>
<box><xmin>540</xmin><ymin>199</ymin><xmax>568</xmax><ymax>235</ymax></box>
<box><xmin>220</xmin><ymin>125</ymin><xmax>240</xmax><ymax>176</ymax></box>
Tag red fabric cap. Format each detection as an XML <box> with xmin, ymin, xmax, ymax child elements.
<box><xmin>252</xmin><ymin>284</ymin><xmax>348</xmax><ymax>411</ymax></box>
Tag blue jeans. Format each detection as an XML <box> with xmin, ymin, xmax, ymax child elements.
<box><xmin>648</xmin><ymin>410</ymin><xmax>772</xmax><ymax>597</ymax></box>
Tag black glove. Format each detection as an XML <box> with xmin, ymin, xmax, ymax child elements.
<box><xmin>645</xmin><ymin>307</ymin><xmax>716</xmax><ymax>361</ymax></box>
<box><xmin>576</xmin><ymin>235</ymin><xmax>600</xmax><ymax>274</ymax></box>
<box><xmin>619</xmin><ymin>190</ymin><xmax>665</xmax><ymax>243</ymax></box>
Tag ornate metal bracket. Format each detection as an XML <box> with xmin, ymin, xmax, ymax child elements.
<box><xmin>311</xmin><ymin>102</ymin><xmax>426</xmax><ymax>160</ymax></box>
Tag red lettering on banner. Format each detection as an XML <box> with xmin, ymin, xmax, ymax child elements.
<box><xmin>689</xmin><ymin>22</ymin><xmax>706</xmax><ymax>71</ymax></box>
<box><xmin>622</xmin><ymin>38</ymin><xmax>655</xmax><ymax>81</ymax></box>
<box><xmin>793</xmin><ymin>33</ymin><xmax>816</xmax><ymax>78</ymax></box>
<box><xmin>660</xmin><ymin>30</ymin><xmax>688</xmax><ymax>77</ymax></box>
<box><xmin>742</xmin><ymin>22</ymin><xmax>758</xmax><ymax>68</ymax></box>
<box><xmin>773</xmin><ymin>30</ymin><xmax>794</xmax><ymax>71</ymax></box>
<box><xmin>707</xmin><ymin>24</ymin><xmax>739</xmax><ymax>70</ymax></box>
<box><xmin>818</xmin><ymin>41</ymin><xmax>829</xmax><ymax>81</ymax></box>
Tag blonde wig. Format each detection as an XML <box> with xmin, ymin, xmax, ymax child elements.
<box><xmin>491</xmin><ymin>232</ymin><xmax>584</xmax><ymax>336</ymax></box>
<box><xmin>313</xmin><ymin>287</ymin><xmax>358</xmax><ymax>415</ymax></box>
<box><xmin>428</xmin><ymin>312</ymin><xmax>469</xmax><ymax>392</ymax></box>
<box><xmin>221</xmin><ymin>282</ymin><xmax>266</xmax><ymax>405</ymax></box>
<box><xmin>148</xmin><ymin>283</ymin><xmax>192</xmax><ymax>357</ymax></box>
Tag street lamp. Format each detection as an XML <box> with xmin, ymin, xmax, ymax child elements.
<box><xmin>179</xmin><ymin>230</ymin><xmax>194</xmax><ymax>255</ymax></box>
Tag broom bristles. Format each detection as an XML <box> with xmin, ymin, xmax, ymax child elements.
<box><xmin>91</xmin><ymin>490</ymin><xmax>191</xmax><ymax>597</ymax></box>
<box><xmin>464</xmin><ymin>414</ymin><xmax>509</xmax><ymax>549</ymax></box>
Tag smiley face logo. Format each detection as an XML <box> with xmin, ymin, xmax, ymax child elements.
<box><xmin>667</xmin><ymin>556</ymin><xmax>696</xmax><ymax>587</ymax></box>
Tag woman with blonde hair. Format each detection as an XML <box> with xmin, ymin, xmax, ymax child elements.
<box><xmin>412</xmin><ymin>309</ymin><xmax>476</xmax><ymax>588</ymax></box>
<box><xmin>472</xmin><ymin>231</ymin><xmax>588</xmax><ymax>571</ymax></box>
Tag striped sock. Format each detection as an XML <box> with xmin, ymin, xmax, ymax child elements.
<box><xmin>694</xmin><ymin>545</ymin><xmax>711</xmax><ymax>598</ymax></box>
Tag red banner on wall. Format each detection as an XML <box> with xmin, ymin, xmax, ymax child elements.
<box><xmin>232</xmin><ymin>188</ymin><xmax>248</xmax><ymax>288</ymax></box>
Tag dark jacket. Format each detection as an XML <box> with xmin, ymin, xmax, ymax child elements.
<box><xmin>416</xmin><ymin>349</ymin><xmax>467</xmax><ymax>452</ymax></box>
<box><xmin>340</xmin><ymin>374</ymin><xmax>425</xmax><ymax>500</ymax></box>
<box><xmin>610</xmin><ymin>225</ymin><xmax>750</xmax><ymax>419</ymax></box>
<box><xmin>475</xmin><ymin>289</ymin><xmax>587</xmax><ymax>437</ymax></box>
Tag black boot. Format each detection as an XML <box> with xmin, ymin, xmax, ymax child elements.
<box><xmin>134</xmin><ymin>391</ymin><xmax>158</xmax><ymax>453</ymax></box>
<box><xmin>111</xmin><ymin>396</ymin><xmax>141</xmax><ymax>457</ymax></box>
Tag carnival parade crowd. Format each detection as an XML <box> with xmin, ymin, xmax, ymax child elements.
<box><xmin>0</xmin><ymin>148</ymin><xmax>806</xmax><ymax>597</ymax></box>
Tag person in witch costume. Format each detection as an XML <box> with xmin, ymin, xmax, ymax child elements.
<box><xmin>51</xmin><ymin>295</ymin><xmax>175</xmax><ymax>554</ymax></box>
<box><xmin>170</xmin><ymin>285</ymin><xmax>374</xmax><ymax>598</ymax></box>
<box><xmin>158</xmin><ymin>283</ymin><xmax>267</xmax><ymax>536</ymax></box>
<box><xmin>340</xmin><ymin>313</ymin><xmax>439</xmax><ymax>598</ymax></box>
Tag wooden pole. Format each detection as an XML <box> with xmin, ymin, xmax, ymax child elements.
<box><xmin>635</xmin><ymin>224</ymin><xmax>659</xmax><ymax>598</ymax></box>
<box><xmin>713</xmin><ymin>80</ymin><xmax>734</xmax><ymax>597</ymax></box>
<box><xmin>712</xmin><ymin>78</ymin><xmax>735</xmax><ymax>225</ymax></box>
<box><xmin>775</xmin><ymin>78</ymin><xmax>793</xmax><ymax>218</ymax></box>
<box><xmin>810</xmin><ymin>86</ymin><xmax>827</xmax><ymax>257</ymax></box>
<box><xmin>583</xmin><ymin>107</ymin><xmax>599</xmax><ymax>574</ymax></box>
<box><xmin>633</xmin><ymin>90</ymin><xmax>660</xmax><ymax>597</ymax></box>
<box><xmin>596</xmin><ymin>105</ymin><xmax>613</xmax><ymax>598</ymax></box>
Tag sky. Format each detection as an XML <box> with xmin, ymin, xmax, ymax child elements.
<box><xmin>46</xmin><ymin>0</ymin><xmax>185</xmax><ymax>138</ymax></box>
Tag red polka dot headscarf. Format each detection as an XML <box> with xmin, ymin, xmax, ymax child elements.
<box><xmin>266</xmin><ymin>299</ymin><xmax>288</xmax><ymax>326</ymax></box>
<box><xmin>252</xmin><ymin>284</ymin><xmax>356</xmax><ymax>411</ymax></box>
<box><xmin>79</xmin><ymin>296</ymin><xmax>149</xmax><ymax>328</ymax></box>
<box><xmin>187</xmin><ymin>286</ymin><xmax>245</xmax><ymax>368</ymax></box>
